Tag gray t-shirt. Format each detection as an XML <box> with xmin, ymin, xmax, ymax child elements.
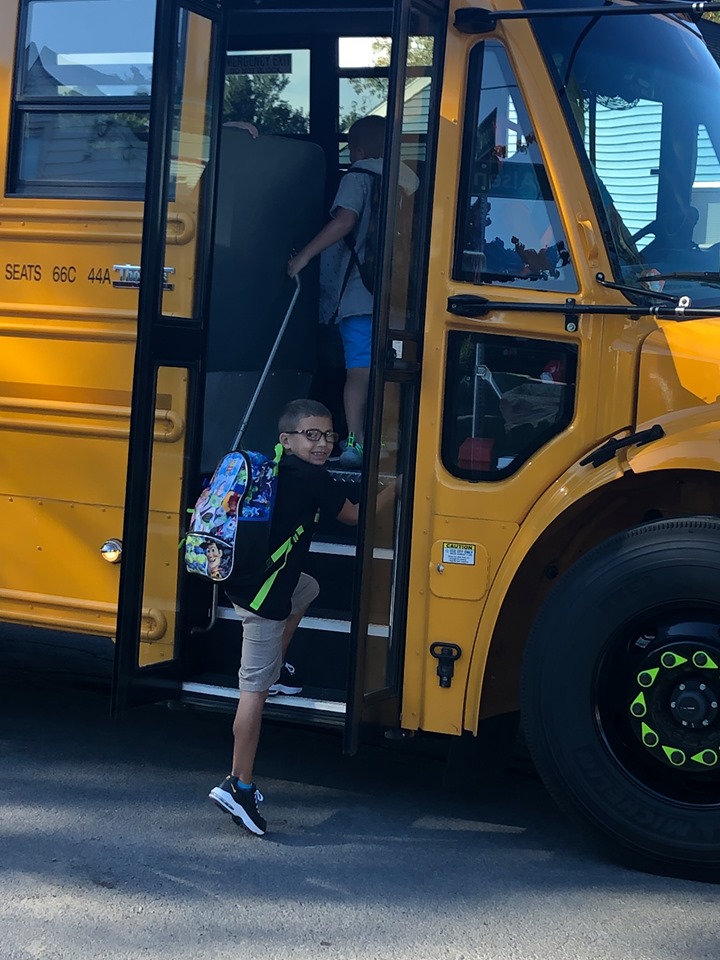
<box><xmin>319</xmin><ymin>158</ymin><xmax>383</xmax><ymax>325</ymax></box>
<box><xmin>318</xmin><ymin>158</ymin><xmax>421</xmax><ymax>325</ymax></box>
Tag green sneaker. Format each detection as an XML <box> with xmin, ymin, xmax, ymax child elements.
<box><xmin>337</xmin><ymin>433</ymin><xmax>363</xmax><ymax>468</ymax></box>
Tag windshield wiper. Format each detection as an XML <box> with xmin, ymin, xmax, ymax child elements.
<box><xmin>595</xmin><ymin>272</ymin><xmax>687</xmax><ymax>305</ymax></box>
<box><xmin>648</xmin><ymin>271</ymin><xmax>720</xmax><ymax>287</ymax></box>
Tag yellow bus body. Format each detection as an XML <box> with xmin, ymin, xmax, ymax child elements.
<box><xmin>2</xmin><ymin>0</ymin><xmax>720</xmax><ymax>876</ymax></box>
<box><xmin>0</xmin><ymin>2</ymin><xmax>196</xmax><ymax>665</ymax></box>
<box><xmin>401</xmin><ymin>7</ymin><xmax>720</xmax><ymax>737</ymax></box>
<box><xmin>2</xmin><ymin>0</ymin><xmax>720</xmax><ymax>721</ymax></box>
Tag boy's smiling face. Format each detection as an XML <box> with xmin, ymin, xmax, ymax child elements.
<box><xmin>280</xmin><ymin>415</ymin><xmax>334</xmax><ymax>466</ymax></box>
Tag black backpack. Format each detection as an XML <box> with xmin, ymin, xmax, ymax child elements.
<box><xmin>344</xmin><ymin>167</ymin><xmax>383</xmax><ymax>294</ymax></box>
<box><xmin>338</xmin><ymin>166</ymin><xmax>414</xmax><ymax>310</ymax></box>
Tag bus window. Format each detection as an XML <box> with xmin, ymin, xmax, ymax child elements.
<box><xmin>454</xmin><ymin>40</ymin><xmax>577</xmax><ymax>291</ymax></box>
<box><xmin>10</xmin><ymin>0</ymin><xmax>154</xmax><ymax>198</ymax></box>
<box><xmin>441</xmin><ymin>331</ymin><xmax>578</xmax><ymax>480</ymax></box>
<box><xmin>223</xmin><ymin>49</ymin><xmax>310</xmax><ymax>136</ymax></box>
<box><xmin>338</xmin><ymin>36</ymin><xmax>432</xmax><ymax>170</ymax></box>
<box><xmin>534</xmin><ymin>13</ymin><xmax>720</xmax><ymax>304</ymax></box>
<box><xmin>336</xmin><ymin>33</ymin><xmax>435</xmax><ymax>328</ymax></box>
<box><xmin>338</xmin><ymin>37</ymin><xmax>390</xmax><ymax>165</ymax></box>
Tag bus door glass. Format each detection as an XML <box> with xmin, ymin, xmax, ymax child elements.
<box><xmin>444</xmin><ymin>40</ymin><xmax>581</xmax><ymax>486</ymax></box>
<box><xmin>345</xmin><ymin>0</ymin><xmax>447</xmax><ymax>751</ymax></box>
<box><xmin>112</xmin><ymin>0</ymin><xmax>224</xmax><ymax>712</ymax></box>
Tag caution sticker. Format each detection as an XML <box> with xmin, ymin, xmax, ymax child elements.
<box><xmin>442</xmin><ymin>542</ymin><xmax>476</xmax><ymax>565</ymax></box>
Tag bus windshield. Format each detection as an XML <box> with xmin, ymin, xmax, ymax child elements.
<box><xmin>533</xmin><ymin>11</ymin><xmax>720</xmax><ymax>306</ymax></box>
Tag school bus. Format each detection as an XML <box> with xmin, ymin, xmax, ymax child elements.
<box><xmin>2</xmin><ymin>0</ymin><xmax>720</xmax><ymax>878</ymax></box>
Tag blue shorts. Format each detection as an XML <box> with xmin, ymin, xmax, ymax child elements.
<box><xmin>339</xmin><ymin>314</ymin><xmax>371</xmax><ymax>369</ymax></box>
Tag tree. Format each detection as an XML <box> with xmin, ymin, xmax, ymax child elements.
<box><xmin>371</xmin><ymin>35</ymin><xmax>434</xmax><ymax>68</ymax></box>
<box><xmin>224</xmin><ymin>73</ymin><xmax>308</xmax><ymax>135</ymax></box>
<box><xmin>340</xmin><ymin>78</ymin><xmax>388</xmax><ymax>133</ymax></box>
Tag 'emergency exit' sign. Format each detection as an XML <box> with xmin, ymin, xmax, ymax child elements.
<box><xmin>227</xmin><ymin>54</ymin><xmax>292</xmax><ymax>75</ymax></box>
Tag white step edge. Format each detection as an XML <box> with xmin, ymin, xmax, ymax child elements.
<box><xmin>217</xmin><ymin>607</ymin><xmax>389</xmax><ymax>637</ymax></box>
<box><xmin>181</xmin><ymin>681</ymin><xmax>346</xmax><ymax>714</ymax></box>
<box><xmin>309</xmin><ymin>541</ymin><xmax>393</xmax><ymax>561</ymax></box>
<box><xmin>302</xmin><ymin>616</ymin><xmax>389</xmax><ymax>638</ymax></box>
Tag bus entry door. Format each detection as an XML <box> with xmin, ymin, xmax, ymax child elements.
<box><xmin>112</xmin><ymin>0</ymin><xmax>225</xmax><ymax>713</ymax></box>
<box><xmin>344</xmin><ymin>0</ymin><xmax>446</xmax><ymax>751</ymax></box>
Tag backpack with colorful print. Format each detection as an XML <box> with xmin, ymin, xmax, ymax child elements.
<box><xmin>185</xmin><ymin>276</ymin><xmax>303</xmax><ymax>603</ymax></box>
<box><xmin>184</xmin><ymin>445</ymin><xmax>282</xmax><ymax>583</ymax></box>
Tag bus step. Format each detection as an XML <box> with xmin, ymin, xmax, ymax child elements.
<box><xmin>310</xmin><ymin>539</ymin><xmax>393</xmax><ymax>560</ymax></box>
<box><xmin>216</xmin><ymin>607</ymin><xmax>389</xmax><ymax>637</ymax></box>
<box><xmin>180</xmin><ymin>681</ymin><xmax>346</xmax><ymax>726</ymax></box>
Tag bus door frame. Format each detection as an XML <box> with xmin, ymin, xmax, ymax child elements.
<box><xmin>344</xmin><ymin>0</ymin><xmax>447</xmax><ymax>752</ymax></box>
<box><xmin>112</xmin><ymin>0</ymin><xmax>226</xmax><ymax>714</ymax></box>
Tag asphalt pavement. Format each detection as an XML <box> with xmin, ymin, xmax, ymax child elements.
<box><xmin>1</xmin><ymin>672</ymin><xmax>718</xmax><ymax>960</ymax></box>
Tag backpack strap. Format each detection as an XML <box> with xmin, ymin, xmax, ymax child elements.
<box><xmin>329</xmin><ymin>167</ymin><xmax>381</xmax><ymax>323</ymax></box>
<box><xmin>329</xmin><ymin>251</ymin><xmax>358</xmax><ymax>325</ymax></box>
<box><xmin>248</xmin><ymin>522</ymin><xmax>305</xmax><ymax>612</ymax></box>
<box><xmin>245</xmin><ymin>443</ymin><xmax>296</xmax><ymax>612</ymax></box>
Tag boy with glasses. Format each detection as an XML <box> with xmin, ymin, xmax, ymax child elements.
<box><xmin>209</xmin><ymin>398</ymin><xmax>395</xmax><ymax>835</ymax></box>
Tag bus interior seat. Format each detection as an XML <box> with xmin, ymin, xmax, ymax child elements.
<box><xmin>203</xmin><ymin>130</ymin><xmax>326</xmax><ymax>471</ymax></box>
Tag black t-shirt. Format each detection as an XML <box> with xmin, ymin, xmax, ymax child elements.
<box><xmin>224</xmin><ymin>454</ymin><xmax>347</xmax><ymax>620</ymax></box>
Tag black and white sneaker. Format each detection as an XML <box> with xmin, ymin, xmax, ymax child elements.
<box><xmin>209</xmin><ymin>776</ymin><xmax>266</xmax><ymax>835</ymax></box>
<box><xmin>268</xmin><ymin>662</ymin><xmax>302</xmax><ymax>696</ymax></box>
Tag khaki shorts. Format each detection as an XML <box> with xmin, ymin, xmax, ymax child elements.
<box><xmin>233</xmin><ymin>572</ymin><xmax>319</xmax><ymax>693</ymax></box>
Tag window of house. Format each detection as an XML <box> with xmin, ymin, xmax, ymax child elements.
<box><xmin>10</xmin><ymin>0</ymin><xmax>155</xmax><ymax>198</ymax></box>
<box><xmin>441</xmin><ymin>331</ymin><xmax>578</xmax><ymax>481</ymax></box>
<box><xmin>454</xmin><ymin>41</ymin><xmax>577</xmax><ymax>291</ymax></box>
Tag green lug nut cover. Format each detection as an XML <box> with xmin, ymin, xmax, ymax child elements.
<box><xmin>692</xmin><ymin>650</ymin><xmax>719</xmax><ymax>670</ymax></box>
<box><xmin>662</xmin><ymin>745</ymin><xmax>686</xmax><ymax>766</ymax></box>
<box><xmin>660</xmin><ymin>651</ymin><xmax>688</xmax><ymax>669</ymax></box>
<box><xmin>691</xmin><ymin>750</ymin><xmax>718</xmax><ymax>767</ymax></box>
<box><xmin>637</xmin><ymin>668</ymin><xmax>659</xmax><ymax>688</ymax></box>
<box><xmin>630</xmin><ymin>692</ymin><xmax>647</xmax><ymax>717</ymax></box>
<box><xmin>641</xmin><ymin>722</ymin><xmax>659</xmax><ymax>748</ymax></box>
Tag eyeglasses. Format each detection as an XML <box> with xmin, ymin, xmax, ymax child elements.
<box><xmin>285</xmin><ymin>429</ymin><xmax>339</xmax><ymax>443</ymax></box>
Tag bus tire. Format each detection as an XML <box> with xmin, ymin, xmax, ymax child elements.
<box><xmin>521</xmin><ymin>517</ymin><xmax>720</xmax><ymax>881</ymax></box>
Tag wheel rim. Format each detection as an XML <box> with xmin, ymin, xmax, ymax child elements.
<box><xmin>595</xmin><ymin>608</ymin><xmax>720</xmax><ymax>807</ymax></box>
